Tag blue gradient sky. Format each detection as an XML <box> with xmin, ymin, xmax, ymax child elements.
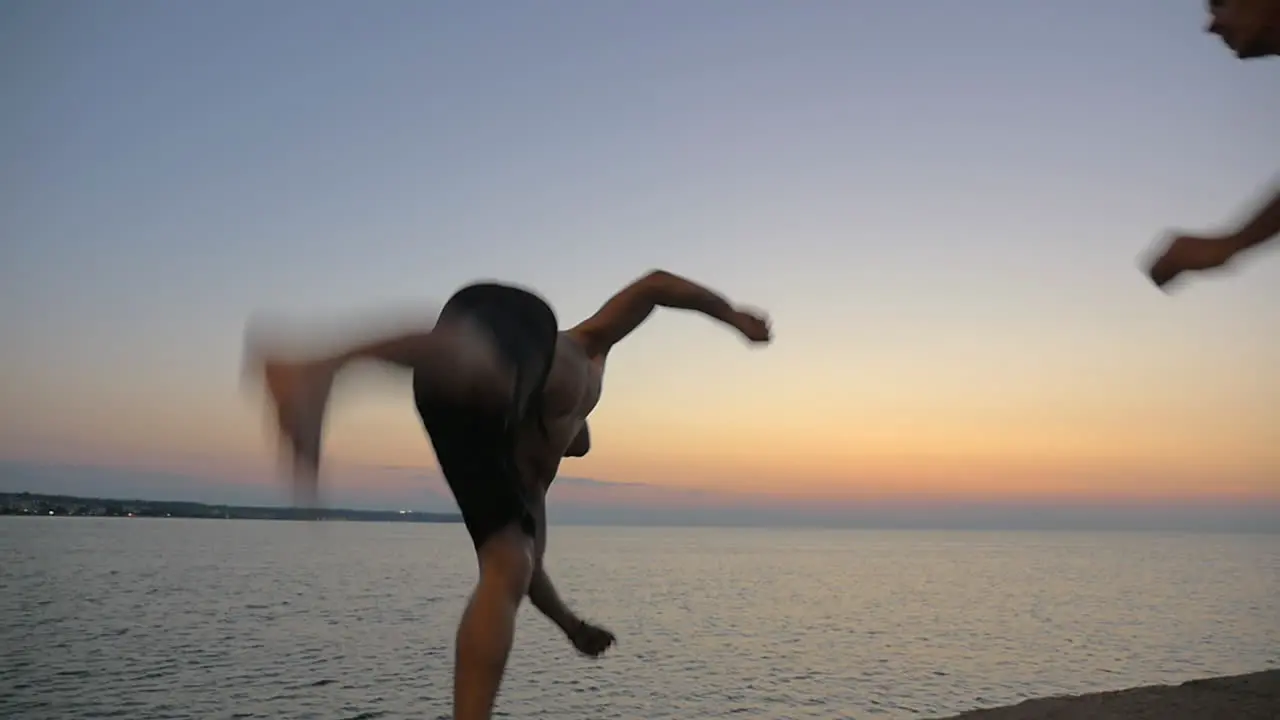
<box><xmin>2</xmin><ymin>1</ymin><xmax>1277</xmax><ymax>515</ymax></box>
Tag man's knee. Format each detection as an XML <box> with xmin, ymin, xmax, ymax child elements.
<box><xmin>476</xmin><ymin>524</ymin><xmax>535</xmax><ymax>599</ymax></box>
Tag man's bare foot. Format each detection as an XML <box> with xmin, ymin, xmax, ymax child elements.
<box><xmin>262</xmin><ymin>358</ymin><xmax>336</xmax><ymax>499</ymax></box>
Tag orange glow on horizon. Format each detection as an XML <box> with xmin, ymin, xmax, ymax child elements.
<box><xmin>5</xmin><ymin>332</ymin><xmax>1275</xmax><ymax>507</ymax></box>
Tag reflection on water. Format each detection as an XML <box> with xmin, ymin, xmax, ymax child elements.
<box><xmin>2</xmin><ymin>518</ymin><xmax>1276</xmax><ymax>719</ymax></box>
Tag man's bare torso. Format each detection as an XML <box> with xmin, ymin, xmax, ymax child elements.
<box><xmin>512</xmin><ymin>331</ymin><xmax>604</xmax><ymax>493</ymax></box>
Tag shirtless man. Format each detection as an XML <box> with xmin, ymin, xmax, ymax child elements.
<box><xmin>1144</xmin><ymin>0</ymin><xmax>1279</xmax><ymax>289</ymax></box>
<box><xmin>249</xmin><ymin>270</ymin><xmax>772</xmax><ymax>720</ymax></box>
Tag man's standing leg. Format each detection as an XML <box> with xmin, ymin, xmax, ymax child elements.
<box><xmin>420</xmin><ymin>407</ymin><xmax>543</xmax><ymax>720</ymax></box>
<box><xmin>453</xmin><ymin>523</ymin><xmax>535</xmax><ymax>720</ymax></box>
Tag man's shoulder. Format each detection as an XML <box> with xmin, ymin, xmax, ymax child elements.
<box><xmin>558</xmin><ymin>328</ymin><xmax>603</xmax><ymax>361</ymax></box>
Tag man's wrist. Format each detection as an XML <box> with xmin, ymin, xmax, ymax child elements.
<box><xmin>717</xmin><ymin>305</ymin><xmax>742</xmax><ymax>329</ymax></box>
<box><xmin>562</xmin><ymin>615</ymin><xmax>584</xmax><ymax>636</ymax></box>
<box><xmin>1225</xmin><ymin>230</ymin><xmax>1259</xmax><ymax>258</ymax></box>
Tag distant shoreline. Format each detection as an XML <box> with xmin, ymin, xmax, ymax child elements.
<box><xmin>933</xmin><ymin>668</ymin><xmax>1280</xmax><ymax>719</ymax></box>
<box><xmin>0</xmin><ymin>491</ymin><xmax>461</xmax><ymax>524</ymax></box>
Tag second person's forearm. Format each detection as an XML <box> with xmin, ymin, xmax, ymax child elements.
<box><xmin>1230</xmin><ymin>185</ymin><xmax>1280</xmax><ymax>255</ymax></box>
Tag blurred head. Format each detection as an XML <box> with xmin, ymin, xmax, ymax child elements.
<box><xmin>1205</xmin><ymin>0</ymin><xmax>1280</xmax><ymax>59</ymax></box>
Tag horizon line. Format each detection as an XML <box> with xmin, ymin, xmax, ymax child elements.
<box><xmin>4</xmin><ymin>489</ymin><xmax>1278</xmax><ymax>535</ymax></box>
<box><xmin>3</xmin><ymin>457</ymin><xmax>1278</xmax><ymax>508</ymax></box>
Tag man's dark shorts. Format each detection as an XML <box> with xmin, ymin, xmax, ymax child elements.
<box><xmin>412</xmin><ymin>282</ymin><xmax>558</xmax><ymax>550</ymax></box>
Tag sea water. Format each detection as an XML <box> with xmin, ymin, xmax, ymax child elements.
<box><xmin>2</xmin><ymin>517</ymin><xmax>1276</xmax><ymax>719</ymax></box>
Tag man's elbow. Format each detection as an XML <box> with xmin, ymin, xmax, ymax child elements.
<box><xmin>636</xmin><ymin>269</ymin><xmax>684</xmax><ymax>301</ymax></box>
<box><xmin>641</xmin><ymin>269</ymin><xmax>677</xmax><ymax>283</ymax></box>
<box><xmin>563</xmin><ymin>425</ymin><xmax>591</xmax><ymax>457</ymax></box>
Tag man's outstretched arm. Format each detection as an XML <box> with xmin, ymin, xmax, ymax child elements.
<box><xmin>1228</xmin><ymin>184</ymin><xmax>1280</xmax><ymax>256</ymax></box>
<box><xmin>1148</xmin><ymin>180</ymin><xmax>1280</xmax><ymax>288</ymax></box>
<box><xmin>525</xmin><ymin>500</ymin><xmax>615</xmax><ymax>655</ymax></box>
<box><xmin>526</xmin><ymin>497</ymin><xmax>572</xmax><ymax>634</ymax></box>
<box><xmin>527</xmin><ymin>566</ymin><xmax>578</xmax><ymax>634</ymax></box>
<box><xmin>527</xmin><ymin>566</ymin><xmax>616</xmax><ymax>656</ymax></box>
<box><xmin>566</xmin><ymin>269</ymin><xmax>771</xmax><ymax>358</ymax></box>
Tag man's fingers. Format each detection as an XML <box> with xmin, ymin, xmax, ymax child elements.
<box><xmin>573</xmin><ymin>625</ymin><xmax>616</xmax><ymax>657</ymax></box>
<box><xmin>1142</xmin><ymin>245</ymin><xmax>1180</xmax><ymax>289</ymax></box>
<box><xmin>1149</xmin><ymin>262</ymin><xmax>1177</xmax><ymax>288</ymax></box>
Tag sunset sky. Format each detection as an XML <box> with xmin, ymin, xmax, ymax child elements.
<box><xmin>3</xmin><ymin>1</ymin><xmax>1277</xmax><ymax>517</ymax></box>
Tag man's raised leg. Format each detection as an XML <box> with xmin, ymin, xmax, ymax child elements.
<box><xmin>246</xmin><ymin>320</ymin><xmax>512</xmax><ymax>486</ymax></box>
<box><xmin>455</xmin><ymin>523</ymin><xmax>535</xmax><ymax>720</ymax></box>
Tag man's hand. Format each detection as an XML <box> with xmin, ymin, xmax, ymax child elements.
<box><xmin>568</xmin><ymin>619</ymin><xmax>616</xmax><ymax>657</ymax></box>
<box><xmin>1145</xmin><ymin>232</ymin><xmax>1241</xmax><ymax>289</ymax></box>
<box><xmin>729</xmin><ymin>308</ymin><xmax>772</xmax><ymax>344</ymax></box>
